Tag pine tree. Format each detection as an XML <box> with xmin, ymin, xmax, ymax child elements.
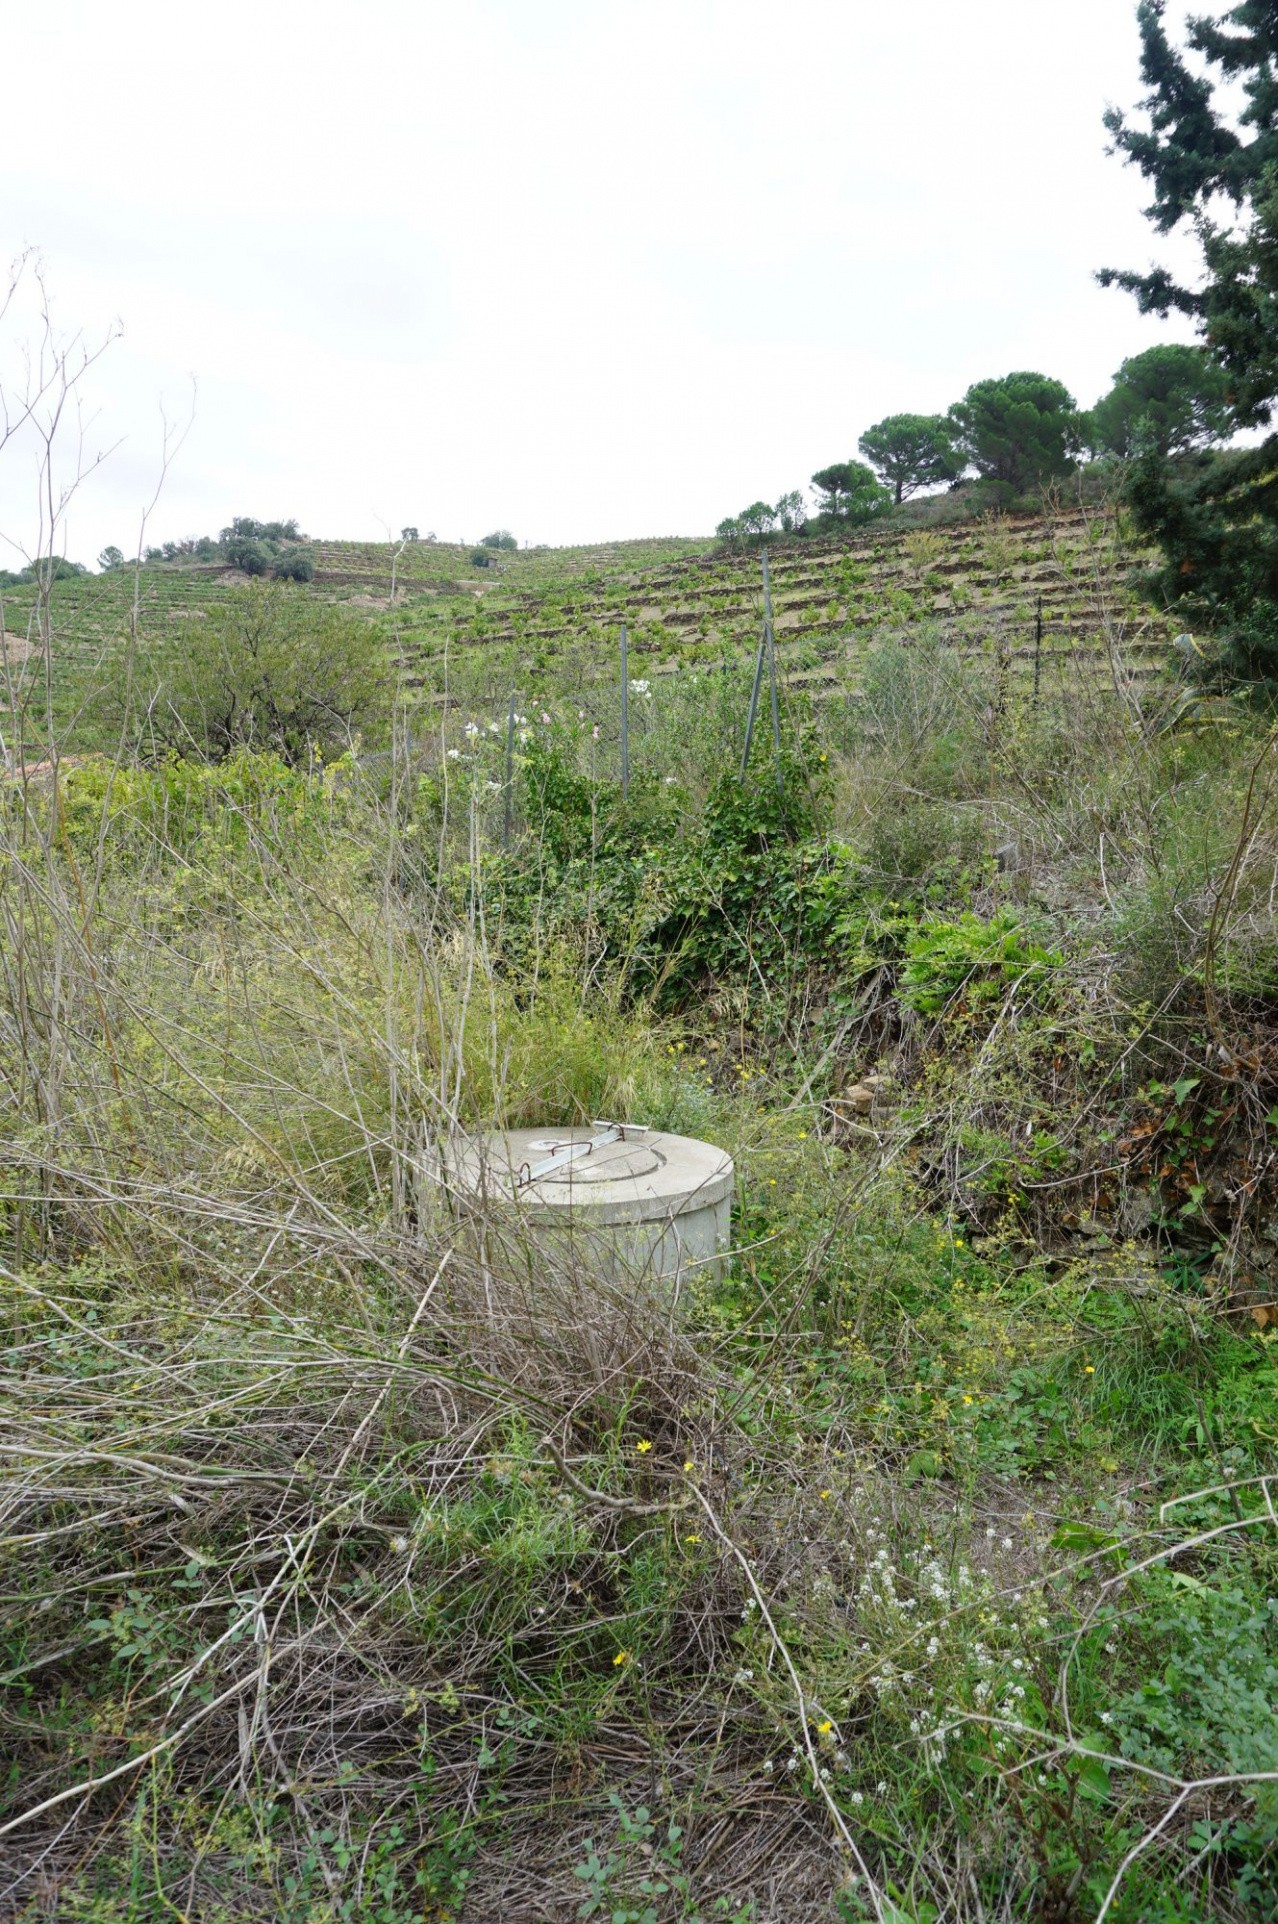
<box><xmin>1089</xmin><ymin>344</ymin><xmax>1230</xmax><ymax>457</ymax></box>
<box><xmin>858</xmin><ymin>414</ymin><xmax>963</xmax><ymax>504</ymax></box>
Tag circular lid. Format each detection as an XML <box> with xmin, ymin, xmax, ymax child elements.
<box><xmin>448</xmin><ymin>1125</ymin><xmax>734</xmax><ymax>1224</ymax></box>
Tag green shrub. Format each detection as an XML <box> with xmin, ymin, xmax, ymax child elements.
<box><xmin>129</xmin><ymin>584</ymin><xmax>391</xmax><ymax>764</ymax></box>
<box><xmin>899</xmin><ymin>910</ymin><xmax>1061</xmax><ymax>1014</ymax></box>
<box><xmin>271</xmin><ymin>546</ymin><xmax>315</xmax><ymax>582</ymax></box>
<box><xmin>222</xmin><ymin>535</ymin><xmax>270</xmax><ymax>575</ymax></box>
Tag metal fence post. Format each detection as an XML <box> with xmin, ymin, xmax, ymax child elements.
<box><xmin>620</xmin><ymin>623</ymin><xmax>630</xmax><ymax>799</ymax></box>
<box><xmin>503</xmin><ymin>688</ymin><xmax>516</xmax><ymax>846</ymax></box>
<box><xmin>1033</xmin><ymin>593</ymin><xmax>1043</xmax><ymax>710</ymax></box>
<box><xmin>740</xmin><ymin>634</ymin><xmax>766</xmax><ymax>779</ymax></box>
<box><xmin>762</xmin><ymin>547</ymin><xmax>783</xmax><ymax>795</ymax></box>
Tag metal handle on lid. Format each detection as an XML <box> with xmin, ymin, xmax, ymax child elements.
<box><xmin>517</xmin><ymin>1121</ymin><xmax>650</xmax><ymax>1186</ymax></box>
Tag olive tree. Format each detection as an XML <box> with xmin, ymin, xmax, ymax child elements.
<box><xmin>141</xmin><ymin>584</ymin><xmax>391</xmax><ymax>764</ymax></box>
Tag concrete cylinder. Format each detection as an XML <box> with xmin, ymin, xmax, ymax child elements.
<box><xmin>448</xmin><ymin>1124</ymin><xmax>734</xmax><ymax>1293</ymax></box>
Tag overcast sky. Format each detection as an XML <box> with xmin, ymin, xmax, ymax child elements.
<box><xmin>1</xmin><ymin>0</ymin><xmax>1207</xmax><ymax>565</ymax></box>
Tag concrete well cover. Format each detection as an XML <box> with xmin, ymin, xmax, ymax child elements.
<box><xmin>454</xmin><ymin>1127</ymin><xmax>734</xmax><ymax>1226</ymax></box>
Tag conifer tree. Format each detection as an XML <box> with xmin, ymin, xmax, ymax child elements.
<box><xmin>1102</xmin><ymin>1</ymin><xmax>1278</xmax><ymax>683</ymax></box>
<box><xmin>858</xmin><ymin>414</ymin><xmax>963</xmax><ymax>503</ymax></box>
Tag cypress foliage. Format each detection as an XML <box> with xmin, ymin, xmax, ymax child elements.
<box><xmin>1102</xmin><ymin>1</ymin><xmax>1278</xmax><ymax>686</ymax></box>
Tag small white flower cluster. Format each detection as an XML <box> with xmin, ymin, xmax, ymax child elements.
<box><xmin>628</xmin><ymin>677</ymin><xmax>653</xmax><ymax>700</ymax></box>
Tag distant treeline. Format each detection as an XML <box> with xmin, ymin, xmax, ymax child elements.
<box><xmin>0</xmin><ymin>555</ymin><xmax>90</xmax><ymax>590</ymax></box>
<box><xmin>717</xmin><ymin>346</ymin><xmax>1228</xmax><ymax>544</ymax></box>
<box><xmin>87</xmin><ymin>521</ymin><xmax>522</xmax><ymax>579</ymax></box>
<box><xmin>94</xmin><ymin>517</ymin><xmax>316</xmax><ymax>581</ymax></box>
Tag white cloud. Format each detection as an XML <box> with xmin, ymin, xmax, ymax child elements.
<box><xmin>1</xmin><ymin>0</ymin><xmax>1207</xmax><ymax>562</ymax></box>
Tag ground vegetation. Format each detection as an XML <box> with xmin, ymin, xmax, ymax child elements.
<box><xmin>4</xmin><ymin>494</ymin><xmax>1278</xmax><ymax>1919</ymax></box>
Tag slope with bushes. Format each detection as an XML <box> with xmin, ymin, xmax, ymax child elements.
<box><xmin>5</xmin><ymin>593</ymin><xmax>1278</xmax><ymax>1918</ymax></box>
<box><xmin>1</xmin><ymin>499</ymin><xmax>1176</xmax><ymax>764</ymax></box>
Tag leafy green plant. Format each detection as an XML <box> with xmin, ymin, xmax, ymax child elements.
<box><xmin>573</xmin><ymin>1794</ymin><xmax>753</xmax><ymax>1923</ymax></box>
<box><xmin>899</xmin><ymin>910</ymin><xmax>1062</xmax><ymax>1014</ymax></box>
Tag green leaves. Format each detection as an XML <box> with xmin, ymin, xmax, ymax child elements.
<box><xmin>1051</xmin><ymin>1521</ymin><xmax>1124</xmax><ymax>1560</ymax></box>
<box><xmin>1072</xmin><ymin>1748</ymin><xmax>1113</xmax><ymax>1802</ymax></box>
<box><xmin>897</xmin><ymin>910</ymin><xmax>1062</xmax><ymax>1016</ymax></box>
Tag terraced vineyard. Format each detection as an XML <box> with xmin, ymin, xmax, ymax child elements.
<box><xmin>382</xmin><ymin>502</ymin><xmax>1178</xmax><ymax>716</ymax></box>
<box><xmin>0</xmin><ymin>504</ymin><xmax>1175</xmax><ymax>755</ymax></box>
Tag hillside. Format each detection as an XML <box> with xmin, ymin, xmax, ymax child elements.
<box><xmin>0</xmin><ymin>502</ymin><xmax>1176</xmax><ymax>757</ymax></box>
